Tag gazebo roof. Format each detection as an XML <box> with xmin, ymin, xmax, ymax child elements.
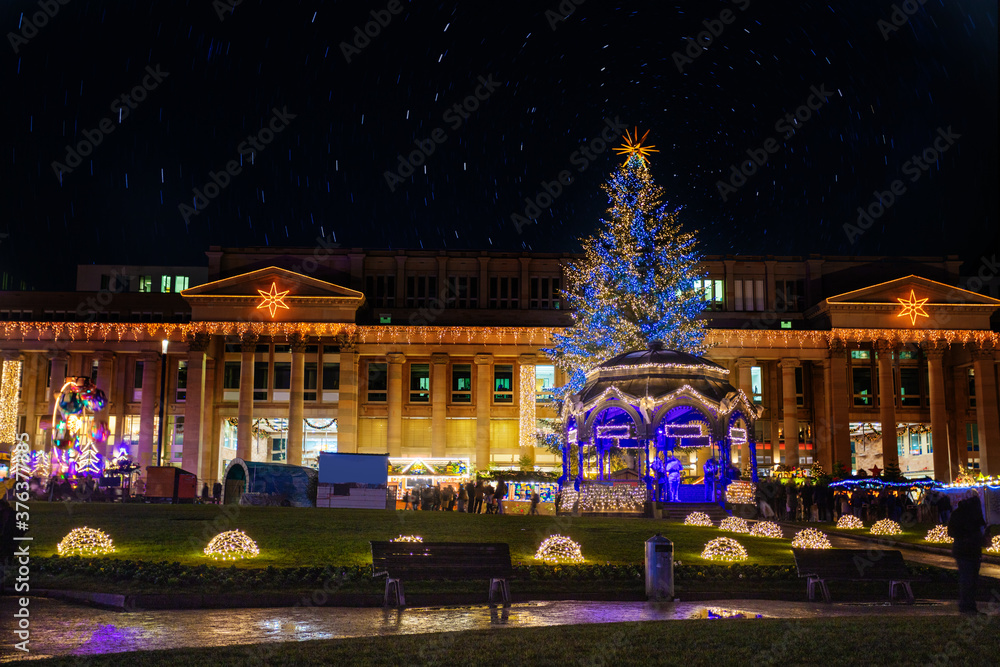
<box><xmin>576</xmin><ymin>341</ymin><xmax>737</xmax><ymax>407</ymax></box>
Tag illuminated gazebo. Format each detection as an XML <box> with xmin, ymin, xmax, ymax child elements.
<box><xmin>562</xmin><ymin>342</ymin><xmax>761</xmax><ymax>503</ymax></box>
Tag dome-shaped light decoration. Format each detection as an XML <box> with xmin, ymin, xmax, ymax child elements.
<box><xmin>871</xmin><ymin>519</ymin><xmax>902</xmax><ymax>536</ymax></box>
<box><xmin>391</xmin><ymin>534</ymin><xmax>423</xmax><ymax>542</ymax></box>
<box><xmin>684</xmin><ymin>511</ymin><xmax>713</xmax><ymax>527</ymax></box>
<box><xmin>791</xmin><ymin>528</ymin><xmax>832</xmax><ymax>549</ymax></box>
<box><xmin>57</xmin><ymin>527</ymin><xmax>115</xmax><ymax>556</ymax></box>
<box><xmin>719</xmin><ymin>517</ymin><xmax>750</xmax><ymax>534</ymax></box>
<box><xmin>924</xmin><ymin>525</ymin><xmax>953</xmax><ymax>544</ymax></box>
<box><xmin>987</xmin><ymin>535</ymin><xmax>1000</xmax><ymax>554</ymax></box>
<box><xmin>534</xmin><ymin>535</ymin><xmax>584</xmax><ymax>564</ymax></box>
<box><xmin>749</xmin><ymin>521</ymin><xmax>784</xmax><ymax>539</ymax></box>
<box><xmin>836</xmin><ymin>515</ymin><xmax>865</xmax><ymax>530</ymax></box>
<box><xmin>725</xmin><ymin>481</ymin><xmax>756</xmax><ymax>505</ymax></box>
<box><xmin>203</xmin><ymin>530</ymin><xmax>260</xmax><ymax>561</ymax></box>
<box><xmin>701</xmin><ymin>537</ymin><xmax>748</xmax><ymax>562</ymax></box>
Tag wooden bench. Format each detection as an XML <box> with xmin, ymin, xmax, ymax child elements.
<box><xmin>792</xmin><ymin>548</ymin><xmax>915</xmax><ymax>603</ymax></box>
<box><xmin>370</xmin><ymin>541</ymin><xmax>513</xmax><ymax>607</ymax></box>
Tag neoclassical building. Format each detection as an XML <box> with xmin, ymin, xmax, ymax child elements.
<box><xmin>1</xmin><ymin>247</ymin><xmax>998</xmax><ymax>486</ymax></box>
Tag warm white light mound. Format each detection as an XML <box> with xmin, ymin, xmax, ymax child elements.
<box><xmin>701</xmin><ymin>537</ymin><xmax>748</xmax><ymax>562</ymax></box>
<box><xmin>534</xmin><ymin>535</ymin><xmax>584</xmax><ymax>563</ymax></box>
<box><xmin>871</xmin><ymin>519</ymin><xmax>902</xmax><ymax>536</ymax></box>
<box><xmin>791</xmin><ymin>528</ymin><xmax>831</xmax><ymax>549</ymax></box>
<box><xmin>684</xmin><ymin>511</ymin><xmax>713</xmax><ymax>527</ymax></box>
<box><xmin>391</xmin><ymin>535</ymin><xmax>423</xmax><ymax>542</ymax></box>
<box><xmin>924</xmin><ymin>525</ymin><xmax>953</xmax><ymax>544</ymax></box>
<box><xmin>987</xmin><ymin>535</ymin><xmax>1000</xmax><ymax>554</ymax></box>
<box><xmin>57</xmin><ymin>527</ymin><xmax>115</xmax><ymax>556</ymax></box>
<box><xmin>836</xmin><ymin>515</ymin><xmax>864</xmax><ymax>530</ymax></box>
<box><xmin>203</xmin><ymin>530</ymin><xmax>260</xmax><ymax>560</ymax></box>
<box><xmin>719</xmin><ymin>517</ymin><xmax>750</xmax><ymax>534</ymax></box>
<box><xmin>750</xmin><ymin>521</ymin><xmax>783</xmax><ymax>539</ymax></box>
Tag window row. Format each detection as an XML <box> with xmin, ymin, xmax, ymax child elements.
<box><xmin>363</xmin><ymin>274</ymin><xmax>561</xmax><ymax>310</ymax></box>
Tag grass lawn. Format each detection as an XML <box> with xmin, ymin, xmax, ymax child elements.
<box><xmin>801</xmin><ymin>520</ymin><xmax>999</xmax><ymax>551</ymax></box>
<box><xmin>22</xmin><ymin>616</ymin><xmax>999</xmax><ymax>666</ymax></box>
<box><xmin>28</xmin><ymin>502</ymin><xmax>796</xmax><ymax>567</ymax></box>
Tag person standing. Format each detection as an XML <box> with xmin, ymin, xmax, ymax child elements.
<box><xmin>473</xmin><ymin>481</ymin><xmax>485</xmax><ymax>514</ymax></box>
<box><xmin>402</xmin><ymin>489</ymin><xmax>411</xmax><ymax>510</ymax></box>
<box><xmin>457</xmin><ymin>484</ymin><xmax>467</xmax><ymax>513</ymax></box>
<box><xmin>212</xmin><ymin>481</ymin><xmax>223</xmax><ymax>505</ymax></box>
<box><xmin>530</xmin><ymin>490</ymin><xmax>540</xmax><ymax>515</ymax></box>
<box><xmin>465</xmin><ymin>481</ymin><xmax>476</xmax><ymax>513</ymax></box>
<box><xmin>484</xmin><ymin>484</ymin><xmax>495</xmax><ymax>514</ymax></box>
<box><xmin>495</xmin><ymin>478</ymin><xmax>507</xmax><ymax>515</ymax></box>
<box><xmin>201</xmin><ymin>483</ymin><xmax>210</xmax><ymax>503</ymax></box>
<box><xmin>948</xmin><ymin>489</ymin><xmax>987</xmax><ymax>614</ymax></box>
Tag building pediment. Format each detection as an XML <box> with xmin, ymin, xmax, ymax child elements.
<box><xmin>809</xmin><ymin>275</ymin><xmax>1000</xmax><ymax>330</ymax></box>
<box><xmin>180</xmin><ymin>266</ymin><xmax>364</xmax><ymax>323</ymax></box>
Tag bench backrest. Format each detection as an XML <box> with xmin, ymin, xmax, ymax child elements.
<box><xmin>371</xmin><ymin>541</ymin><xmax>513</xmax><ymax>580</ymax></box>
<box><xmin>792</xmin><ymin>548</ymin><xmax>909</xmax><ymax>580</ymax></box>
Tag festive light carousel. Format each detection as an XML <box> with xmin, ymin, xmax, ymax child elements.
<box><xmin>561</xmin><ymin>341</ymin><xmax>761</xmax><ymax>508</ymax></box>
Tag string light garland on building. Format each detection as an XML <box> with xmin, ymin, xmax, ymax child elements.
<box><xmin>749</xmin><ymin>521</ymin><xmax>784</xmax><ymax>539</ymax></box>
<box><xmin>57</xmin><ymin>527</ymin><xmax>115</xmax><ymax>556</ymax></box>
<box><xmin>534</xmin><ymin>535</ymin><xmax>585</xmax><ymax>564</ymax></box>
<box><xmin>719</xmin><ymin>517</ymin><xmax>751</xmax><ymax>534</ymax></box>
<box><xmin>791</xmin><ymin>528</ymin><xmax>832</xmax><ymax>549</ymax></box>
<box><xmin>725</xmin><ymin>480</ymin><xmax>756</xmax><ymax>505</ymax></box>
<box><xmin>924</xmin><ymin>525</ymin><xmax>953</xmax><ymax>544</ymax></box>
<box><xmin>987</xmin><ymin>536</ymin><xmax>1000</xmax><ymax>554</ymax></box>
<box><xmin>391</xmin><ymin>535</ymin><xmax>423</xmax><ymax>543</ymax></box>
<box><xmin>871</xmin><ymin>519</ymin><xmax>903</xmax><ymax>536</ymax></box>
<box><xmin>836</xmin><ymin>515</ymin><xmax>865</xmax><ymax>530</ymax></box>
<box><xmin>518</xmin><ymin>363</ymin><xmax>537</xmax><ymax>454</ymax></box>
<box><xmin>203</xmin><ymin>530</ymin><xmax>260</xmax><ymax>560</ymax></box>
<box><xmin>684</xmin><ymin>511</ymin><xmax>714</xmax><ymax>527</ymax></box>
<box><xmin>0</xmin><ymin>359</ymin><xmax>22</xmax><ymax>445</ymax></box>
<box><xmin>701</xmin><ymin>537</ymin><xmax>748</xmax><ymax>562</ymax></box>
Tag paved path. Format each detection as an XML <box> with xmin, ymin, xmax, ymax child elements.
<box><xmin>0</xmin><ymin>596</ymin><xmax>984</xmax><ymax>661</ymax></box>
<box><xmin>818</xmin><ymin>530</ymin><xmax>1000</xmax><ymax>579</ymax></box>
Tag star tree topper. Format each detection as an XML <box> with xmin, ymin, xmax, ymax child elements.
<box><xmin>257</xmin><ymin>282</ymin><xmax>290</xmax><ymax>317</ymax></box>
<box><xmin>614</xmin><ymin>127</ymin><xmax>659</xmax><ymax>164</ymax></box>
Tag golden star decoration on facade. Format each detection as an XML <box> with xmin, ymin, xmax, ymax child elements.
<box><xmin>613</xmin><ymin>127</ymin><xmax>659</xmax><ymax>164</ymax></box>
<box><xmin>896</xmin><ymin>289</ymin><xmax>929</xmax><ymax>325</ymax></box>
<box><xmin>257</xmin><ymin>282</ymin><xmax>290</xmax><ymax>317</ymax></box>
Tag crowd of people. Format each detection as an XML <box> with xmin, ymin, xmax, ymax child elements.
<box><xmin>401</xmin><ymin>479</ymin><xmax>542</xmax><ymax>515</ymax></box>
<box><xmin>754</xmin><ymin>479</ymin><xmax>929</xmax><ymax>523</ymax></box>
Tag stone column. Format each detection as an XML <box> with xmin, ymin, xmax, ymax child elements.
<box><xmin>816</xmin><ymin>358</ymin><xmax>835</xmax><ymax>474</ymax></box>
<box><xmin>46</xmin><ymin>351</ymin><xmax>68</xmax><ymax>452</ymax></box>
<box><xmin>430</xmin><ymin>353</ymin><xmax>449</xmax><ymax>457</ymax></box>
<box><xmin>236</xmin><ymin>334</ymin><xmax>258</xmax><ymax>462</ymax></box>
<box><xmin>201</xmin><ymin>358</ymin><xmax>218</xmax><ymax>483</ymax></box>
<box><xmin>287</xmin><ymin>334</ymin><xmax>307</xmax><ymax>466</ymax></box>
<box><xmin>923</xmin><ymin>341</ymin><xmax>952</xmax><ymax>482</ymax></box>
<box><xmin>973</xmin><ymin>345</ymin><xmax>1000</xmax><ymax>475</ymax></box>
<box><xmin>779</xmin><ymin>358</ymin><xmax>800</xmax><ymax>466</ymax></box>
<box><xmin>94</xmin><ymin>351</ymin><xmax>115</xmax><ymax>458</ymax></box>
<box><xmin>338</xmin><ymin>345</ymin><xmax>359</xmax><ymax>453</ymax></box>
<box><xmin>0</xmin><ymin>352</ymin><xmax>22</xmax><ymax>450</ymax></box>
<box><xmin>386</xmin><ymin>353</ymin><xmax>405</xmax><ymax>457</ymax></box>
<box><xmin>518</xmin><ymin>353</ymin><xmax>537</xmax><ymax>469</ymax></box>
<box><xmin>182</xmin><ymin>334</ymin><xmax>210</xmax><ymax>478</ymax></box>
<box><xmin>827</xmin><ymin>339</ymin><xmax>852</xmax><ymax>471</ymax></box>
<box><xmin>735</xmin><ymin>357</ymin><xmax>755</xmax><ymax>466</ymax></box>
<box><xmin>474</xmin><ymin>353</ymin><xmax>493</xmax><ymax>470</ymax></box>
<box><xmin>137</xmin><ymin>351</ymin><xmax>159</xmax><ymax>470</ymax></box>
<box><xmin>876</xmin><ymin>340</ymin><xmax>899</xmax><ymax>470</ymax></box>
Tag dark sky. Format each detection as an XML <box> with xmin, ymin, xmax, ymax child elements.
<box><xmin>1</xmin><ymin>0</ymin><xmax>997</xmax><ymax>290</ymax></box>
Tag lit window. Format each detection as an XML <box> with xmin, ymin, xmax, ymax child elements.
<box><xmin>851</xmin><ymin>350</ymin><xmax>871</xmax><ymax>360</ymax></box>
<box><xmin>780</xmin><ymin>321</ymin><xmax>792</xmax><ymax>329</ymax></box>
<box><xmin>452</xmin><ymin>364</ymin><xmax>472</xmax><ymax>403</ymax></box>
<box><xmin>409</xmin><ymin>363</ymin><xmax>430</xmax><ymax>403</ymax></box>
<box><xmin>161</xmin><ymin>276</ymin><xmax>172</xmax><ymax>293</ymax></box>
<box><xmin>139</xmin><ymin>276</ymin><xmax>152</xmax><ymax>293</ymax></box>
<box><xmin>750</xmin><ymin>366</ymin><xmax>763</xmax><ymax>404</ymax></box>
<box><xmin>175</xmin><ymin>276</ymin><xmax>190</xmax><ymax>291</ymax></box>
<box><xmin>536</xmin><ymin>365</ymin><xmax>556</xmax><ymax>403</ymax></box>
<box><xmin>494</xmin><ymin>365</ymin><xmax>513</xmax><ymax>403</ymax></box>
<box><xmin>367</xmin><ymin>362</ymin><xmax>387</xmax><ymax>402</ymax></box>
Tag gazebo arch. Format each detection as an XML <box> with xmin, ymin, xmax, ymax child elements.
<box><xmin>562</xmin><ymin>342</ymin><xmax>761</xmax><ymax>506</ymax></box>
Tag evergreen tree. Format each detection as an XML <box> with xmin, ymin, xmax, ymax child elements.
<box><xmin>546</xmin><ymin>154</ymin><xmax>708</xmax><ymax>394</ymax></box>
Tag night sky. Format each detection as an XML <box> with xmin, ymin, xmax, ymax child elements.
<box><xmin>2</xmin><ymin>0</ymin><xmax>997</xmax><ymax>290</ymax></box>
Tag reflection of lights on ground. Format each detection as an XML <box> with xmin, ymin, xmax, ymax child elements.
<box><xmin>691</xmin><ymin>607</ymin><xmax>765</xmax><ymax>620</ymax></box>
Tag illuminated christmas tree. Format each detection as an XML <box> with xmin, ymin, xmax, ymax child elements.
<box><xmin>546</xmin><ymin>136</ymin><xmax>708</xmax><ymax>394</ymax></box>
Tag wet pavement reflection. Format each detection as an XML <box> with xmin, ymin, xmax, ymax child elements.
<box><xmin>0</xmin><ymin>596</ymin><xmax>966</xmax><ymax>661</ymax></box>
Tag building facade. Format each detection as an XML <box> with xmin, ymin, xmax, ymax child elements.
<box><xmin>1</xmin><ymin>246</ymin><xmax>998</xmax><ymax>485</ymax></box>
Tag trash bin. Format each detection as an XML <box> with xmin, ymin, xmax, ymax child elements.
<box><xmin>645</xmin><ymin>533</ymin><xmax>674</xmax><ymax>601</ymax></box>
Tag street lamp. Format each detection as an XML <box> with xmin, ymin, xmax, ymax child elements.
<box><xmin>155</xmin><ymin>339</ymin><xmax>168</xmax><ymax>467</ymax></box>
